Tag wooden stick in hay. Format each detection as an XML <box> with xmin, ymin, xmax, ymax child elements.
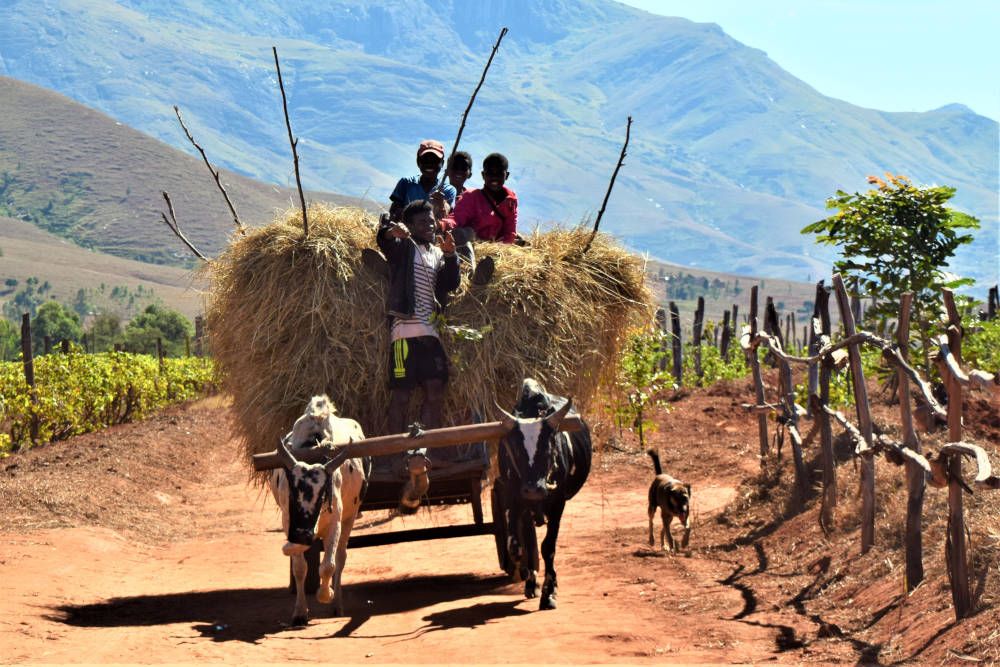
<box><xmin>173</xmin><ymin>105</ymin><xmax>246</xmax><ymax>236</ymax></box>
<box><xmin>438</xmin><ymin>26</ymin><xmax>509</xmax><ymax>193</ymax></box>
<box><xmin>272</xmin><ymin>46</ymin><xmax>309</xmax><ymax>237</ymax></box>
<box><xmin>159</xmin><ymin>191</ymin><xmax>209</xmax><ymax>261</ymax></box>
<box><xmin>582</xmin><ymin>116</ymin><xmax>632</xmax><ymax>255</ymax></box>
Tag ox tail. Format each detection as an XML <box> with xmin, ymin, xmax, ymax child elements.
<box><xmin>564</xmin><ymin>421</ymin><xmax>592</xmax><ymax>501</ymax></box>
<box><xmin>647</xmin><ymin>448</ymin><xmax>663</xmax><ymax>476</ymax></box>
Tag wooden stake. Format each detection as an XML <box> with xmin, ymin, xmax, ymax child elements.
<box><xmin>693</xmin><ymin>296</ymin><xmax>704</xmax><ymax>382</ymax></box>
<box><xmin>748</xmin><ymin>286</ymin><xmax>769</xmax><ymax>463</ymax></box>
<box><xmin>720</xmin><ymin>310</ymin><xmax>732</xmax><ymax>359</ymax></box>
<box><xmin>833</xmin><ymin>274</ymin><xmax>875</xmax><ymax>554</ymax></box>
<box><xmin>160</xmin><ymin>191</ymin><xmax>209</xmax><ymax>261</ymax></box>
<box><xmin>815</xmin><ymin>284</ymin><xmax>837</xmax><ymax>531</ymax></box>
<box><xmin>440</xmin><ymin>27</ymin><xmax>508</xmax><ymax>192</ymax></box>
<box><xmin>655</xmin><ymin>307</ymin><xmax>668</xmax><ymax>372</ymax></box>
<box><xmin>173</xmin><ymin>105</ymin><xmax>246</xmax><ymax>236</ymax></box>
<box><xmin>19</xmin><ymin>313</ymin><xmax>38</xmax><ymax>447</ymax></box>
<box><xmin>583</xmin><ymin>116</ymin><xmax>632</xmax><ymax>254</ymax></box>
<box><xmin>669</xmin><ymin>301</ymin><xmax>682</xmax><ymax>386</ymax></box>
<box><xmin>897</xmin><ymin>292</ymin><xmax>924</xmax><ymax>592</ymax></box>
<box><xmin>272</xmin><ymin>46</ymin><xmax>308</xmax><ymax>237</ymax></box>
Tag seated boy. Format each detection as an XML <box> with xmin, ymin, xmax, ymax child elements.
<box><xmin>451</xmin><ymin>152</ymin><xmax>518</xmax><ymax>244</ymax></box>
<box><xmin>376</xmin><ymin>199</ymin><xmax>460</xmax><ymax>437</ymax></box>
<box><xmin>447</xmin><ymin>151</ymin><xmax>474</xmax><ymax>199</ymax></box>
<box><xmin>389</xmin><ymin>140</ymin><xmax>456</xmax><ymax>224</ymax></box>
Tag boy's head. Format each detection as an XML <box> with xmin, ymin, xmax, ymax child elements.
<box><xmin>481</xmin><ymin>153</ymin><xmax>509</xmax><ymax>194</ymax></box>
<box><xmin>447</xmin><ymin>151</ymin><xmax>473</xmax><ymax>190</ymax></box>
<box><xmin>402</xmin><ymin>199</ymin><xmax>436</xmax><ymax>243</ymax></box>
<box><xmin>416</xmin><ymin>140</ymin><xmax>445</xmax><ymax>180</ymax></box>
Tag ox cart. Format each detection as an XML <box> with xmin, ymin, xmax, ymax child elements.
<box><xmin>253</xmin><ymin>416</ymin><xmax>586</xmax><ymax>588</ymax></box>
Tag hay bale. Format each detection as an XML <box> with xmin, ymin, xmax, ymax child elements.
<box><xmin>206</xmin><ymin>203</ymin><xmax>651</xmax><ymax>467</ymax></box>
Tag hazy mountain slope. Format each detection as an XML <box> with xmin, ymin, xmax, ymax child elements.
<box><xmin>0</xmin><ymin>77</ymin><xmax>359</xmax><ymax>264</ymax></box>
<box><xmin>0</xmin><ymin>0</ymin><xmax>995</xmax><ymax>285</ymax></box>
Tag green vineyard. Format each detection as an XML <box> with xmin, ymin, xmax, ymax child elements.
<box><xmin>0</xmin><ymin>352</ymin><xmax>216</xmax><ymax>453</ymax></box>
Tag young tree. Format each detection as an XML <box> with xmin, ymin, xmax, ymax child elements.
<box><xmin>86</xmin><ymin>311</ymin><xmax>122</xmax><ymax>352</ymax></box>
<box><xmin>802</xmin><ymin>174</ymin><xmax>979</xmax><ymax>372</ymax></box>
<box><xmin>123</xmin><ymin>304</ymin><xmax>193</xmax><ymax>356</ymax></box>
<box><xmin>0</xmin><ymin>318</ymin><xmax>19</xmax><ymax>361</ymax></box>
<box><xmin>32</xmin><ymin>301</ymin><xmax>83</xmax><ymax>351</ymax></box>
<box><xmin>615</xmin><ymin>328</ymin><xmax>672</xmax><ymax>448</ymax></box>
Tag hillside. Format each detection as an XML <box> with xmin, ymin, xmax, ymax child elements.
<box><xmin>0</xmin><ymin>76</ymin><xmax>361</xmax><ymax>266</ymax></box>
<box><xmin>0</xmin><ymin>0</ymin><xmax>995</xmax><ymax>287</ymax></box>
<box><xmin>0</xmin><ymin>215</ymin><xmax>202</xmax><ymax>319</ymax></box>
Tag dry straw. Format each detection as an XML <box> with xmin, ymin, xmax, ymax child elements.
<box><xmin>206</xmin><ymin>204</ymin><xmax>651</xmax><ymax>470</ymax></box>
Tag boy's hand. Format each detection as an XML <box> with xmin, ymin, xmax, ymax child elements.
<box><xmin>387</xmin><ymin>222</ymin><xmax>411</xmax><ymax>240</ymax></box>
<box><xmin>438</xmin><ymin>230</ymin><xmax>456</xmax><ymax>255</ymax></box>
<box><xmin>429</xmin><ymin>190</ymin><xmax>449</xmax><ymax>219</ymax></box>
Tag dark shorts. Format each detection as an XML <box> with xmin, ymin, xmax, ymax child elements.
<box><xmin>388</xmin><ymin>336</ymin><xmax>449</xmax><ymax>389</ymax></box>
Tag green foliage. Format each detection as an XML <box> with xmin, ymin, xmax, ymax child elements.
<box><xmin>1</xmin><ymin>275</ymin><xmax>50</xmax><ymax>320</ymax></box>
<box><xmin>31</xmin><ymin>300</ymin><xmax>82</xmax><ymax>351</ymax></box>
<box><xmin>963</xmin><ymin>318</ymin><xmax>1000</xmax><ymax>373</ymax></box>
<box><xmin>614</xmin><ymin>328</ymin><xmax>672</xmax><ymax>447</ymax></box>
<box><xmin>682</xmin><ymin>341</ymin><xmax>749</xmax><ymax>386</ymax></box>
<box><xmin>85</xmin><ymin>311</ymin><xmax>122</xmax><ymax>352</ymax></box>
<box><xmin>123</xmin><ymin>304</ymin><xmax>193</xmax><ymax>357</ymax></box>
<box><xmin>0</xmin><ymin>319</ymin><xmax>19</xmax><ymax>361</ymax></box>
<box><xmin>0</xmin><ymin>352</ymin><xmax>216</xmax><ymax>453</ymax></box>
<box><xmin>802</xmin><ymin>174</ymin><xmax>979</xmax><ymax>373</ymax></box>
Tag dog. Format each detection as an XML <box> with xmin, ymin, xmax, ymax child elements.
<box><xmin>647</xmin><ymin>449</ymin><xmax>691</xmax><ymax>552</ymax></box>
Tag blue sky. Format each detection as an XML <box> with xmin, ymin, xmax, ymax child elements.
<box><xmin>619</xmin><ymin>0</ymin><xmax>999</xmax><ymax>121</ymax></box>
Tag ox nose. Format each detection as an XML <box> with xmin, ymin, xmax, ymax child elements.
<box><xmin>287</xmin><ymin>527</ymin><xmax>315</xmax><ymax>547</ymax></box>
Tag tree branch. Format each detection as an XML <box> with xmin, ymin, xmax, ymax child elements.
<box><xmin>159</xmin><ymin>191</ymin><xmax>209</xmax><ymax>261</ymax></box>
<box><xmin>173</xmin><ymin>105</ymin><xmax>246</xmax><ymax>236</ymax></box>
<box><xmin>439</xmin><ymin>27</ymin><xmax>508</xmax><ymax>191</ymax></box>
<box><xmin>272</xmin><ymin>46</ymin><xmax>308</xmax><ymax>237</ymax></box>
<box><xmin>583</xmin><ymin>115</ymin><xmax>632</xmax><ymax>254</ymax></box>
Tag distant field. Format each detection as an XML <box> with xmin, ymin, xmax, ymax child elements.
<box><xmin>0</xmin><ymin>216</ymin><xmax>203</xmax><ymax>319</ymax></box>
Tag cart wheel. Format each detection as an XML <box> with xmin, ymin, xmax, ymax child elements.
<box><xmin>491</xmin><ymin>485</ymin><xmax>514</xmax><ymax>575</ymax></box>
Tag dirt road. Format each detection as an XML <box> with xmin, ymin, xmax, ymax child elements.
<box><xmin>0</xmin><ymin>397</ymin><xmax>834</xmax><ymax>664</ymax></box>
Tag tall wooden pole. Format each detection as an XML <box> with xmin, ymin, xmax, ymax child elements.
<box><xmin>272</xmin><ymin>46</ymin><xmax>309</xmax><ymax>237</ymax></box>
<box><xmin>669</xmin><ymin>301</ymin><xmax>682</xmax><ymax>386</ymax></box>
<box><xmin>815</xmin><ymin>284</ymin><xmax>836</xmax><ymax>531</ymax></box>
<box><xmin>693</xmin><ymin>296</ymin><xmax>704</xmax><ymax>382</ymax></box>
<box><xmin>897</xmin><ymin>292</ymin><xmax>924</xmax><ymax>592</ymax></box>
<box><xmin>748</xmin><ymin>286</ymin><xmax>769</xmax><ymax>464</ymax></box>
<box><xmin>833</xmin><ymin>274</ymin><xmax>875</xmax><ymax>553</ymax></box>
<box><xmin>19</xmin><ymin>313</ymin><xmax>37</xmax><ymax>447</ymax></box>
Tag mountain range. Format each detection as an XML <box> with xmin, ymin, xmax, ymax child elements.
<box><xmin>0</xmin><ymin>0</ymin><xmax>996</xmax><ymax>287</ymax></box>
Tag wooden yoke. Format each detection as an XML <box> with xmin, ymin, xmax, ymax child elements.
<box><xmin>252</xmin><ymin>416</ymin><xmax>586</xmax><ymax>471</ymax></box>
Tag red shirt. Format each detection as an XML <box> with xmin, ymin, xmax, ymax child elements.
<box><xmin>449</xmin><ymin>187</ymin><xmax>518</xmax><ymax>244</ymax></box>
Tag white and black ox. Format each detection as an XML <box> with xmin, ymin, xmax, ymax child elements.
<box><xmin>268</xmin><ymin>394</ymin><xmax>368</xmax><ymax>625</ymax></box>
<box><xmin>496</xmin><ymin>379</ymin><xmax>592</xmax><ymax>610</ymax></box>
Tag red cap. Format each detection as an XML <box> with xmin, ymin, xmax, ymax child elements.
<box><xmin>417</xmin><ymin>139</ymin><xmax>445</xmax><ymax>160</ymax></box>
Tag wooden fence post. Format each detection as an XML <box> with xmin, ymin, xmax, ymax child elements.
<box><xmin>988</xmin><ymin>285</ymin><xmax>998</xmax><ymax>320</ymax></box>
<box><xmin>693</xmin><ymin>296</ymin><xmax>704</xmax><ymax>383</ymax></box>
<box><xmin>194</xmin><ymin>315</ymin><xmax>205</xmax><ymax>357</ymax></box>
<box><xmin>765</xmin><ymin>296</ymin><xmax>806</xmax><ymax>496</ymax></box>
<box><xmin>60</xmin><ymin>339</ymin><xmax>70</xmax><ymax>354</ymax></box>
<box><xmin>814</xmin><ymin>284</ymin><xmax>837</xmax><ymax>531</ymax></box>
<box><xmin>669</xmin><ymin>301</ymin><xmax>682</xmax><ymax>386</ymax></box>
<box><xmin>940</xmin><ymin>289</ymin><xmax>971</xmax><ymax>618</ymax></box>
<box><xmin>832</xmin><ymin>274</ymin><xmax>876</xmax><ymax>554</ymax></box>
<box><xmin>43</xmin><ymin>335</ymin><xmax>51</xmax><ymax>355</ymax></box>
<box><xmin>156</xmin><ymin>337</ymin><xmax>165</xmax><ymax>370</ymax></box>
<box><xmin>720</xmin><ymin>310</ymin><xmax>732</xmax><ymax>359</ymax></box>
<box><xmin>114</xmin><ymin>343</ymin><xmax>123</xmax><ymax>353</ymax></box>
<box><xmin>655</xmin><ymin>307</ymin><xmax>668</xmax><ymax>372</ymax></box>
<box><xmin>897</xmin><ymin>292</ymin><xmax>924</xmax><ymax>592</ymax></box>
<box><xmin>747</xmin><ymin>286</ymin><xmax>769</xmax><ymax>464</ymax></box>
<box><xmin>731</xmin><ymin>304</ymin><xmax>739</xmax><ymax>334</ymax></box>
<box><xmin>20</xmin><ymin>313</ymin><xmax>38</xmax><ymax>447</ymax></box>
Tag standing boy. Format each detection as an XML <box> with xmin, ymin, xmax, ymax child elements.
<box><xmin>376</xmin><ymin>199</ymin><xmax>460</xmax><ymax>436</ymax></box>
<box><xmin>389</xmin><ymin>140</ymin><xmax>456</xmax><ymax>225</ymax></box>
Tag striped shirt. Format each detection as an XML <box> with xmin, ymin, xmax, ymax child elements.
<box><xmin>391</xmin><ymin>243</ymin><xmax>443</xmax><ymax>341</ymax></box>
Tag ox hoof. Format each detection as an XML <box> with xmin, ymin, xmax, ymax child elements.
<box><xmin>540</xmin><ymin>594</ymin><xmax>557</xmax><ymax>610</ymax></box>
<box><xmin>316</xmin><ymin>587</ymin><xmax>333</xmax><ymax>604</ymax></box>
<box><xmin>524</xmin><ymin>580</ymin><xmax>538</xmax><ymax>599</ymax></box>
<box><xmin>291</xmin><ymin>615</ymin><xmax>308</xmax><ymax>627</ymax></box>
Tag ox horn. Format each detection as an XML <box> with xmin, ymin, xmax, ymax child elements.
<box><xmin>276</xmin><ymin>438</ymin><xmax>299</xmax><ymax>468</ymax></box>
<box><xmin>545</xmin><ymin>397</ymin><xmax>573</xmax><ymax>431</ymax></box>
<box><xmin>494</xmin><ymin>401</ymin><xmax>518</xmax><ymax>430</ymax></box>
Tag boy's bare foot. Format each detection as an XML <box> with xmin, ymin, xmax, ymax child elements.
<box><xmin>472</xmin><ymin>255</ymin><xmax>495</xmax><ymax>286</ymax></box>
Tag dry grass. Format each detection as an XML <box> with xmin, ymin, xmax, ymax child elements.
<box><xmin>206</xmin><ymin>204</ymin><xmax>651</xmax><ymax>471</ymax></box>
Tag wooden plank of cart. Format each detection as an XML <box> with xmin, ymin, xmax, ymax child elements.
<box><xmin>253</xmin><ymin>415</ymin><xmax>586</xmax><ymax>581</ymax></box>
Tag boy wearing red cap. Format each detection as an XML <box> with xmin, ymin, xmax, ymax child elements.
<box><xmin>389</xmin><ymin>140</ymin><xmax>457</xmax><ymax>224</ymax></box>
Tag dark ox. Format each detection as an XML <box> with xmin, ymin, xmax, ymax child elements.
<box><xmin>497</xmin><ymin>379</ymin><xmax>592</xmax><ymax>610</ymax></box>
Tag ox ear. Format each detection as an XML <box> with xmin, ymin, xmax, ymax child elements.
<box><xmin>545</xmin><ymin>397</ymin><xmax>573</xmax><ymax>431</ymax></box>
<box><xmin>277</xmin><ymin>438</ymin><xmax>299</xmax><ymax>468</ymax></box>
<box><xmin>494</xmin><ymin>401</ymin><xmax>518</xmax><ymax>430</ymax></box>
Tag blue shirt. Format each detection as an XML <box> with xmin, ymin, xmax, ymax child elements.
<box><xmin>390</xmin><ymin>176</ymin><xmax>456</xmax><ymax>208</ymax></box>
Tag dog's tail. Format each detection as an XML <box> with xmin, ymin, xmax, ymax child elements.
<box><xmin>646</xmin><ymin>448</ymin><xmax>663</xmax><ymax>476</ymax></box>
